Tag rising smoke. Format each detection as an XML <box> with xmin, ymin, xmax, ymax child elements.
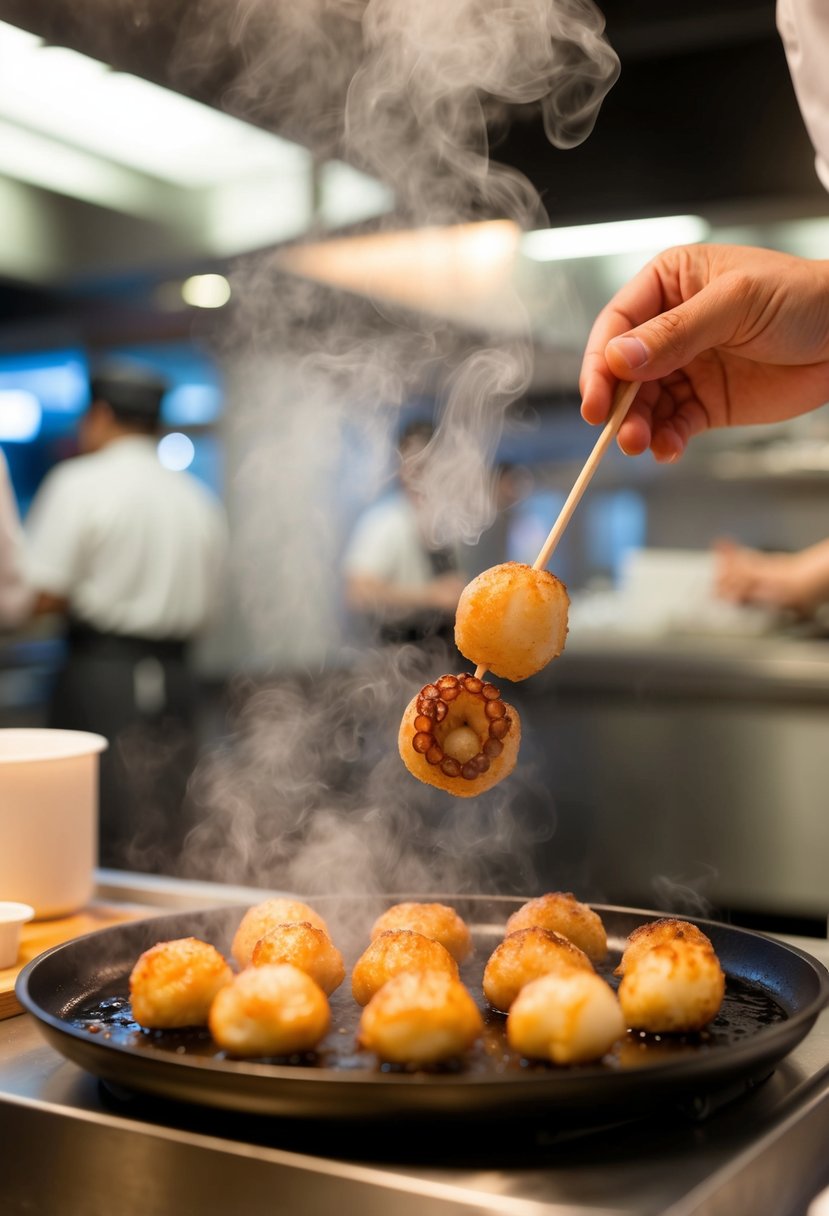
<box><xmin>163</xmin><ymin>0</ymin><xmax>620</xmax><ymax>895</ymax></box>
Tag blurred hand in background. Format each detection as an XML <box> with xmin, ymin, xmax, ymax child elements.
<box><xmin>714</xmin><ymin>537</ymin><xmax>829</xmax><ymax>614</ymax></box>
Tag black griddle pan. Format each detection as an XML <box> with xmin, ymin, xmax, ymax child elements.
<box><xmin>15</xmin><ymin>896</ymin><xmax>829</xmax><ymax>1122</ymax></box>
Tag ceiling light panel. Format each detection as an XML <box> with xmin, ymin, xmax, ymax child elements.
<box><xmin>0</xmin><ymin>21</ymin><xmax>311</xmax><ymax>187</ymax></box>
<box><xmin>521</xmin><ymin>215</ymin><xmax>710</xmax><ymax>261</ymax></box>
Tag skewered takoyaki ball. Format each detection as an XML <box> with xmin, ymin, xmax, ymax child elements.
<box><xmin>208</xmin><ymin>963</ymin><xmax>331</xmax><ymax>1056</ymax></box>
<box><xmin>370</xmin><ymin>902</ymin><xmax>472</xmax><ymax>963</ymax></box>
<box><xmin>505</xmin><ymin>893</ymin><xmax>608</xmax><ymax>964</ymax></box>
<box><xmin>398</xmin><ymin>674</ymin><xmax>520</xmax><ymax>797</ymax></box>
<box><xmin>483</xmin><ymin>926</ymin><xmax>593</xmax><ymax>1013</ymax></box>
<box><xmin>507</xmin><ymin>968</ymin><xmax>626</xmax><ymax>1065</ymax></box>
<box><xmin>615</xmin><ymin>918</ymin><xmax>715</xmax><ymax>976</ymax></box>
<box><xmin>251</xmin><ymin>921</ymin><xmax>346</xmax><ymax>996</ymax></box>
<box><xmin>129</xmin><ymin>937</ymin><xmax>233</xmax><ymax>1030</ymax></box>
<box><xmin>231</xmin><ymin>898</ymin><xmax>329</xmax><ymax>967</ymax></box>
<box><xmin>618</xmin><ymin>941</ymin><xmax>726</xmax><ymax>1033</ymax></box>
<box><xmin>455</xmin><ymin>562</ymin><xmax>569</xmax><ymax>682</ymax></box>
<box><xmin>351</xmin><ymin>929</ymin><xmax>459</xmax><ymax>1006</ymax></box>
<box><xmin>358</xmin><ymin>968</ymin><xmax>484</xmax><ymax>1065</ymax></box>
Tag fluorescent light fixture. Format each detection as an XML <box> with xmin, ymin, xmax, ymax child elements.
<box><xmin>318</xmin><ymin>160</ymin><xmax>395</xmax><ymax>229</ymax></box>
<box><xmin>521</xmin><ymin>215</ymin><xmax>710</xmax><ymax>261</ymax></box>
<box><xmin>181</xmin><ymin>275</ymin><xmax>232</xmax><ymax>309</ymax></box>
<box><xmin>277</xmin><ymin>220</ymin><xmax>521</xmax><ymax>312</ymax></box>
<box><xmin>0</xmin><ymin>21</ymin><xmax>395</xmax><ymax>272</ymax></box>
<box><xmin>0</xmin><ymin>391</ymin><xmax>42</xmax><ymax>442</ymax></box>
<box><xmin>0</xmin><ymin>25</ymin><xmax>307</xmax><ymax>188</ymax></box>
<box><xmin>0</xmin><ymin>116</ymin><xmax>165</xmax><ymax>217</ymax></box>
<box><xmin>157</xmin><ymin>433</ymin><xmax>195</xmax><ymax>472</ymax></box>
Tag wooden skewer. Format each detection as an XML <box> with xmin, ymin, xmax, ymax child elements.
<box><xmin>531</xmin><ymin>378</ymin><xmax>641</xmax><ymax>572</ymax></box>
<box><xmin>473</xmin><ymin>379</ymin><xmax>641</xmax><ymax>680</ymax></box>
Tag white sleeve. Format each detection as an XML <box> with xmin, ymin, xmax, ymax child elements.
<box><xmin>342</xmin><ymin>505</ymin><xmax>400</xmax><ymax>581</ymax></box>
<box><xmin>0</xmin><ymin>451</ymin><xmax>32</xmax><ymax>627</ymax></box>
<box><xmin>24</xmin><ymin>464</ymin><xmax>88</xmax><ymax>597</ymax></box>
<box><xmin>778</xmin><ymin>0</ymin><xmax>829</xmax><ymax>192</ymax></box>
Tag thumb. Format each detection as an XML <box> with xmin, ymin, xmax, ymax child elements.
<box><xmin>605</xmin><ymin>280</ymin><xmax>740</xmax><ymax>380</ymax></box>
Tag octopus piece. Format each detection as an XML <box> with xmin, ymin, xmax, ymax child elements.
<box><xmin>358</xmin><ymin>968</ymin><xmax>484</xmax><ymax>1065</ymax></box>
<box><xmin>398</xmin><ymin>673</ymin><xmax>521</xmax><ymax>797</ymax></box>
<box><xmin>370</xmin><ymin>902</ymin><xmax>472</xmax><ymax>963</ymax></box>
<box><xmin>482</xmin><ymin>926</ymin><xmax>593</xmax><ymax>1013</ymax></box>
<box><xmin>615</xmin><ymin>918</ymin><xmax>716</xmax><ymax>976</ymax></box>
<box><xmin>455</xmin><ymin>561</ymin><xmax>570</xmax><ymax>682</ymax></box>
<box><xmin>129</xmin><ymin>936</ymin><xmax>233</xmax><ymax>1030</ymax></box>
<box><xmin>351</xmin><ymin>928</ymin><xmax>459</xmax><ymax>1007</ymax></box>
<box><xmin>505</xmin><ymin>893</ymin><xmax>608</xmax><ymax>964</ymax></box>
<box><xmin>618</xmin><ymin>940</ymin><xmax>726</xmax><ymax>1033</ymax></box>
<box><xmin>231</xmin><ymin>897</ymin><xmax>329</xmax><ymax>967</ymax></box>
<box><xmin>208</xmin><ymin>963</ymin><xmax>331</xmax><ymax>1057</ymax></box>
<box><xmin>251</xmin><ymin>921</ymin><xmax>346</xmax><ymax>996</ymax></box>
<box><xmin>507</xmin><ymin>968</ymin><xmax>626</xmax><ymax>1065</ymax></box>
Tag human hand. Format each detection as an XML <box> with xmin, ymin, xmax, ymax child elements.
<box><xmin>579</xmin><ymin>245</ymin><xmax>829</xmax><ymax>461</ymax></box>
<box><xmin>714</xmin><ymin>539</ymin><xmax>811</xmax><ymax>613</ymax></box>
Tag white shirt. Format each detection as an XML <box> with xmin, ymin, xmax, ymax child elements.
<box><xmin>0</xmin><ymin>449</ymin><xmax>32</xmax><ymax>629</ymax></box>
<box><xmin>25</xmin><ymin>436</ymin><xmax>227</xmax><ymax>638</ymax></box>
<box><xmin>778</xmin><ymin>0</ymin><xmax>829</xmax><ymax>191</ymax></box>
<box><xmin>342</xmin><ymin>492</ymin><xmax>436</xmax><ymax>587</ymax></box>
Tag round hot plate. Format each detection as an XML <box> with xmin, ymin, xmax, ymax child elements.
<box><xmin>15</xmin><ymin>896</ymin><xmax>829</xmax><ymax>1122</ymax></box>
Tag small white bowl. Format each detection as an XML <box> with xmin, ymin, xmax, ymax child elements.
<box><xmin>0</xmin><ymin>902</ymin><xmax>35</xmax><ymax>969</ymax></box>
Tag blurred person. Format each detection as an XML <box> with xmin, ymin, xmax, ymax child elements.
<box><xmin>24</xmin><ymin>361</ymin><xmax>227</xmax><ymax>872</ymax></box>
<box><xmin>578</xmin><ymin>0</ymin><xmax>829</xmax><ymax>462</ymax></box>
<box><xmin>0</xmin><ymin>448</ymin><xmax>31</xmax><ymax>630</ymax></box>
<box><xmin>343</xmin><ymin>421</ymin><xmax>465</xmax><ymax>647</ymax></box>
<box><xmin>714</xmin><ymin>537</ymin><xmax>829</xmax><ymax>616</ymax></box>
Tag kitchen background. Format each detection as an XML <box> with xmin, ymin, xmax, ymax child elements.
<box><xmin>0</xmin><ymin>0</ymin><xmax>827</xmax><ymax>931</ymax></box>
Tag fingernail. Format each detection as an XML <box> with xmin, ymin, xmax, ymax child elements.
<box><xmin>609</xmin><ymin>335</ymin><xmax>648</xmax><ymax>369</ymax></box>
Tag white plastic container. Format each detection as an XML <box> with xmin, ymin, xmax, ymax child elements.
<box><xmin>0</xmin><ymin>901</ymin><xmax>34</xmax><ymax>968</ymax></box>
<box><xmin>0</xmin><ymin>729</ymin><xmax>108</xmax><ymax>919</ymax></box>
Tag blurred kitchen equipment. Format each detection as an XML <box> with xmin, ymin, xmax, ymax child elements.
<box><xmin>0</xmin><ymin>902</ymin><xmax>33</xmax><ymax>969</ymax></box>
<box><xmin>0</xmin><ymin>729</ymin><xmax>108</xmax><ymax>919</ymax></box>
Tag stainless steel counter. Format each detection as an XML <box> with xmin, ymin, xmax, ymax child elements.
<box><xmin>2</xmin><ymin>874</ymin><xmax>829</xmax><ymax>1216</ymax></box>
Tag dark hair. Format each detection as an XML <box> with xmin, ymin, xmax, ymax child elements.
<box><xmin>89</xmin><ymin>360</ymin><xmax>167</xmax><ymax>430</ymax></box>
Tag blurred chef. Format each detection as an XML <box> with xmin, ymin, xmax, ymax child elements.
<box><xmin>24</xmin><ymin>360</ymin><xmax>227</xmax><ymax>871</ymax></box>
<box><xmin>343</xmin><ymin>421</ymin><xmax>465</xmax><ymax>647</ymax></box>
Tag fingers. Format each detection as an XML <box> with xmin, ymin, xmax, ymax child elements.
<box><xmin>604</xmin><ymin>280</ymin><xmax>740</xmax><ymax>384</ymax></box>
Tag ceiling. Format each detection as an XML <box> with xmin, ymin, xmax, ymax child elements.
<box><xmin>0</xmin><ymin>0</ymin><xmax>824</xmax><ymax>346</ymax></box>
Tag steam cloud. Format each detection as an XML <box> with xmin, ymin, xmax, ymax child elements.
<box><xmin>160</xmin><ymin>0</ymin><xmax>620</xmax><ymax>897</ymax></box>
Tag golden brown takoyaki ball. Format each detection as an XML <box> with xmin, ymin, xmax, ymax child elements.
<box><xmin>251</xmin><ymin>921</ymin><xmax>345</xmax><ymax>996</ymax></box>
<box><xmin>505</xmin><ymin>893</ymin><xmax>608</xmax><ymax>963</ymax></box>
<box><xmin>617</xmin><ymin>941</ymin><xmax>726</xmax><ymax>1033</ymax></box>
<box><xmin>615</xmin><ymin>918</ymin><xmax>715</xmax><ymax>976</ymax></box>
<box><xmin>231</xmin><ymin>898</ymin><xmax>329</xmax><ymax>967</ymax></box>
<box><xmin>482</xmin><ymin>926</ymin><xmax>593</xmax><ymax>1013</ymax></box>
<box><xmin>398</xmin><ymin>675</ymin><xmax>521</xmax><ymax>798</ymax></box>
<box><xmin>370</xmin><ymin>902</ymin><xmax>472</xmax><ymax>963</ymax></box>
<box><xmin>507</xmin><ymin>969</ymin><xmax>626</xmax><ymax>1065</ymax></box>
<box><xmin>351</xmin><ymin>929</ymin><xmax>459</xmax><ymax>1007</ymax></box>
<box><xmin>358</xmin><ymin>969</ymin><xmax>484</xmax><ymax>1065</ymax></box>
<box><xmin>455</xmin><ymin>562</ymin><xmax>569</xmax><ymax>683</ymax></box>
<box><xmin>208</xmin><ymin>963</ymin><xmax>330</xmax><ymax>1056</ymax></box>
<box><xmin>129</xmin><ymin>937</ymin><xmax>232</xmax><ymax>1030</ymax></box>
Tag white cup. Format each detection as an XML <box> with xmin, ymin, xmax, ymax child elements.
<box><xmin>0</xmin><ymin>729</ymin><xmax>108</xmax><ymax>920</ymax></box>
<box><xmin>0</xmin><ymin>901</ymin><xmax>34</xmax><ymax>968</ymax></box>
